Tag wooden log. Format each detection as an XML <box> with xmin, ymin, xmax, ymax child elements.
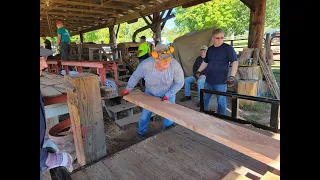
<box><xmin>238</xmin><ymin>48</ymin><xmax>254</xmax><ymax>65</ymax></box>
<box><xmin>258</xmin><ymin>53</ymin><xmax>280</xmax><ymax>99</ymax></box>
<box><xmin>64</xmin><ymin>73</ymin><xmax>107</xmax><ymax>166</ymax></box>
<box><xmin>237</xmin><ymin>80</ymin><xmax>258</xmax><ymax>106</ymax></box>
<box><xmin>123</xmin><ymin>91</ymin><xmax>280</xmax><ymax>171</ymax></box>
<box><xmin>235</xmin><ymin>66</ymin><xmax>262</xmax><ymax>80</ymax></box>
<box><xmin>260</xmin><ymin>48</ymin><xmax>266</xmax><ymax>60</ymax></box>
<box><xmin>267</xmin><ymin>50</ymin><xmax>275</xmax><ymax>65</ymax></box>
<box><xmin>252</xmin><ymin>48</ymin><xmax>260</xmax><ymax>65</ymax></box>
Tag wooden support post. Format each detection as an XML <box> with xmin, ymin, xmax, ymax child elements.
<box><xmin>97</xmin><ymin>68</ymin><xmax>106</xmax><ymax>86</ymax></box>
<box><xmin>109</xmin><ymin>25</ymin><xmax>117</xmax><ymax>60</ymax></box>
<box><xmin>247</xmin><ymin>0</ymin><xmax>266</xmax><ymax>48</ymax></box>
<box><xmin>265</xmin><ymin>33</ymin><xmax>271</xmax><ymax>52</ymax></box>
<box><xmin>79</xmin><ymin>31</ymin><xmax>84</xmax><ymax>44</ymax></box>
<box><xmin>64</xmin><ymin>73</ymin><xmax>106</xmax><ymax>166</ymax></box>
<box><xmin>152</xmin><ymin>12</ymin><xmax>161</xmax><ymax>46</ymax></box>
<box><xmin>63</xmin><ymin>65</ymin><xmax>69</xmax><ymax>74</ymax></box>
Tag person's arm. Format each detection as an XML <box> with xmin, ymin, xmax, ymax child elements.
<box><xmin>230</xmin><ymin>61</ymin><xmax>239</xmax><ymax>77</ymax></box>
<box><xmin>57</xmin><ymin>34</ymin><xmax>61</xmax><ymax>47</ymax></box>
<box><xmin>164</xmin><ymin>62</ymin><xmax>185</xmax><ymax>98</ymax></box>
<box><xmin>197</xmin><ymin>61</ymin><xmax>208</xmax><ymax>72</ymax></box>
<box><xmin>228</xmin><ymin>46</ymin><xmax>239</xmax><ymax>77</ymax></box>
<box><xmin>192</xmin><ymin>57</ymin><xmax>199</xmax><ymax>75</ymax></box>
<box><xmin>125</xmin><ymin>63</ymin><xmax>145</xmax><ymax>90</ymax></box>
<box><xmin>197</xmin><ymin>50</ymin><xmax>209</xmax><ymax>72</ymax></box>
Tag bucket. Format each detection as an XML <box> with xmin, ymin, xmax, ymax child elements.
<box><xmin>48</xmin><ymin>119</ymin><xmax>76</xmax><ymax>160</ymax></box>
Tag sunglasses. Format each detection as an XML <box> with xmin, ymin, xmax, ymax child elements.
<box><xmin>214</xmin><ymin>37</ymin><xmax>224</xmax><ymax>40</ymax></box>
<box><xmin>159</xmin><ymin>57</ymin><xmax>172</xmax><ymax>63</ymax></box>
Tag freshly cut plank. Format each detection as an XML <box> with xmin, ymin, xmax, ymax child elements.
<box><xmin>124</xmin><ymin>91</ymin><xmax>280</xmax><ymax>170</ymax></box>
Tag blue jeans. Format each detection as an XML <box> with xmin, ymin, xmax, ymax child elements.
<box><xmin>184</xmin><ymin>76</ymin><xmax>206</xmax><ymax>100</ymax></box>
<box><xmin>203</xmin><ymin>83</ymin><xmax>227</xmax><ymax>115</ymax></box>
<box><xmin>138</xmin><ymin>90</ymin><xmax>175</xmax><ymax>135</ymax></box>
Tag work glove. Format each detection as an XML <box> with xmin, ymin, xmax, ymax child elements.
<box><xmin>45</xmin><ymin>152</ymin><xmax>73</xmax><ymax>173</ymax></box>
<box><xmin>42</xmin><ymin>137</ymin><xmax>59</xmax><ymax>153</ymax></box>
<box><xmin>121</xmin><ymin>89</ymin><xmax>131</xmax><ymax>96</ymax></box>
<box><xmin>226</xmin><ymin>76</ymin><xmax>235</xmax><ymax>87</ymax></box>
<box><xmin>161</xmin><ymin>95</ymin><xmax>169</xmax><ymax>101</ymax></box>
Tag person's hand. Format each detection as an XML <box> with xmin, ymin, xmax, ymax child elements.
<box><xmin>42</xmin><ymin>137</ymin><xmax>59</xmax><ymax>153</ymax></box>
<box><xmin>226</xmin><ymin>76</ymin><xmax>235</xmax><ymax>87</ymax></box>
<box><xmin>45</xmin><ymin>152</ymin><xmax>73</xmax><ymax>172</ymax></box>
<box><xmin>121</xmin><ymin>89</ymin><xmax>131</xmax><ymax>96</ymax></box>
<box><xmin>161</xmin><ymin>95</ymin><xmax>169</xmax><ymax>101</ymax></box>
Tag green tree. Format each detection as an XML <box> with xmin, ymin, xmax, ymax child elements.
<box><xmin>174</xmin><ymin>0</ymin><xmax>279</xmax><ymax>36</ymax></box>
<box><xmin>162</xmin><ymin>27</ymin><xmax>184</xmax><ymax>43</ymax></box>
<box><xmin>265</xmin><ymin>0</ymin><xmax>280</xmax><ymax>28</ymax></box>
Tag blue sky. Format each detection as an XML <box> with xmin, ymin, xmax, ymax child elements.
<box><xmin>165</xmin><ymin>18</ymin><xmax>176</xmax><ymax>29</ymax></box>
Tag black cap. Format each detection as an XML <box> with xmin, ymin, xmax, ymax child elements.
<box><xmin>140</xmin><ymin>36</ymin><xmax>146</xmax><ymax>39</ymax></box>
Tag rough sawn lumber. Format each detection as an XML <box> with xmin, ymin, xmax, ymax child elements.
<box><xmin>123</xmin><ymin>91</ymin><xmax>280</xmax><ymax>171</ymax></box>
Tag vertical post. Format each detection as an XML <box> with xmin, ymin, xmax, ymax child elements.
<box><xmin>111</xmin><ymin>62</ymin><xmax>119</xmax><ymax>85</ymax></box>
<box><xmin>97</xmin><ymin>68</ymin><xmax>106</xmax><ymax>86</ymax></box>
<box><xmin>152</xmin><ymin>12</ymin><xmax>161</xmax><ymax>46</ymax></box>
<box><xmin>77</xmin><ymin>66</ymin><xmax>83</xmax><ymax>73</ymax></box>
<box><xmin>109</xmin><ymin>25</ymin><xmax>117</xmax><ymax>60</ymax></box>
<box><xmin>265</xmin><ymin>33</ymin><xmax>271</xmax><ymax>52</ymax></box>
<box><xmin>200</xmin><ymin>89</ymin><xmax>204</xmax><ymax>112</ymax></box>
<box><xmin>63</xmin><ymin>65</ymin><xmax>69</xmax><ymax>74</ymax></box>
<box><xmin>79</xmin><ymin>31</ymin><xmax>84</xmax><ymax>44</ymax></box>
<box><xmin>270</xmin><ymin>102</ymin><xmax>280</xmax><ymax>129</ymax></box>
<box><xmin>247</xmin><ymin>0</ymin><xmax>266</xmax><ymax>48</ymax></box>
<box><xmin>231</xmin><ymin>94</ymin><xmax>239</xmax><ymax>118</ymax></box>
<box><xmin>64</xmin><ymin>73</ymin><xmax>107</xmax><ymax>166</ymax></box>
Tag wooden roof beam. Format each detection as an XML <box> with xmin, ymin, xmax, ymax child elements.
<box><xmin>53</xmin><ymin>0</ymin><xmax>132</xmax><ymax>11</ymax></box>
<box><xmin>49</xmin><ymin>7</ymin><xmax>116</xmax><ymax>15</ymax></box>
<box><xmin>76</xmin><ymin>0</ymin><xmax>195</xmax><ymax>35</ymax></box>
<box><xmin>240</xmin><ymin>0</ymin><xmax>254</xmax><ymax>11</ymax></box>
<box><xmin>40</xmin><ymin>16</ymin><xmax>104</xmax><ymax>22</ymax></box>
<box><xmin>40</xmin><ymin>11</ymin><xmax>114</xmax><ymax>19</ymax></box>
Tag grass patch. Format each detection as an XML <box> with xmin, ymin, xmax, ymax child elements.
<box><xmin>240</xmin><ymin>102</ymin><xmax>270</xmax><ymax>113</ymax></box>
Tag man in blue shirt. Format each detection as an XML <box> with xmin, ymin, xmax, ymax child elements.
<box><xmin>40</xmin><ymin>47</ymin><xmax>73</xmax><ymax>179</ymax></box>
<box><xmin>196</xmin><ymin>29</ymin><xmax>239</xmax><ymax>115</ymax></box>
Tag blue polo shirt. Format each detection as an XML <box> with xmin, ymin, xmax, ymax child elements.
<box><xmin>204</xmin><ymin>43</ymin><xmax>238</xmax><ymax>85</ymax></box>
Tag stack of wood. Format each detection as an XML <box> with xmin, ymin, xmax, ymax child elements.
<box><xmin>234</xmin><ymin>43</ymin><xmax>279</xmax><ymax>104</ymax></box>
<box><xmin>257</xmin><ymin>48</ymin><xmax>280</xmax><ymax>99</ymax></box>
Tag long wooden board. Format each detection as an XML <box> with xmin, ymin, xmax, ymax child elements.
<box><xmin>123</xmin><ymin>91</ymin><xmax>280</xmax><ymax>170</ymax></box>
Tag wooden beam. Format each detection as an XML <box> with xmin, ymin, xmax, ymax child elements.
<box><xmin>76</xmin><ymin>0</ymin><xmax>195</xmax><ymax>35</ymax></box>
<box><xmin>53</xmin><ymin>0</ymin><xmax>132</xmax><ymax>11</ymax></box>
<box><xmin>139</xmin><ymin>11</ymin><xmax>151</xmax><ymax>25</ymax></box>
<box><xmin>48</xmin><ymin>7</ymin><xmax>115</xmax><ymax>15</ymax></box>
<box><xmin>247</xmin><ymin>0</ymin><xmax>266</xmax><ymax>48</ymax></box>
<box><xmin>123</xmin><ymin>91</ymin><xmax>280</xmax><ymax>171</ymax></box>
<box><xmin>161</xmin><ymin>8</ymin><xmax>172</xmax><ymax>30</ymax></box>
<box><xmin>182</xmin><ymin>0</ymin><xmax>211</xmax><ymax>8</ymax></box>
<box><xmin>40</xmin><ymin>11</ymin><xmax>111</xmax><ymax>18</ymax></box>
<box><xmin>65</xmin><ymin>73</ymin><xmax>106</xmax><ymax>166</ymax></box>
<box><xmin>240</xmin><ymin>0</ymin><xmax>254</xmax><ymax>10</ymax></box>
<box><xmin>41</xmin><ymin>16</ymin><xmax>102</xmax><ymax>22</ymax></box>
